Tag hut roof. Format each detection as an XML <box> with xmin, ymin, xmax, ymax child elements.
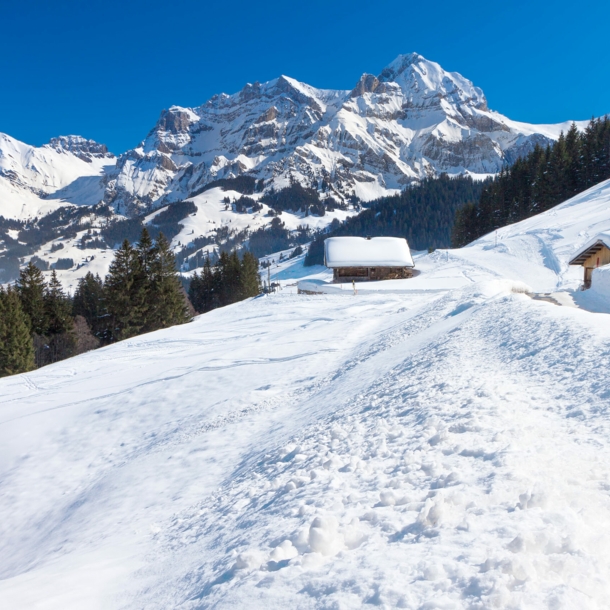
<box><xmin>569</xmin><ymin>232</ymin><xmax>610</xmax><ymax>265</ymax></box>
<box><xmin>324</xmin><ymin>236</ymin><xmax>414</xmax><ymax>268</ymax></box>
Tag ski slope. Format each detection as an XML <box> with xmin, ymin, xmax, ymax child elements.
<box><xmin>1</xmin><ymin>181</ymin><xmax>610</xmax><ymax>609</ymax></box>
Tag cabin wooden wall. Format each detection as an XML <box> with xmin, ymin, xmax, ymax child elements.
<box><xmin>582</xmin><ymin>245</ymin><xmax>610</xmax><ymax>269</ymax></box>
<box><xmin>333</xmin><ymin>267</ymin><xmax>413</xmax><ymax>283</ymax></box>
<box><xmin>582</xmin><ymin>245</ymin><xmax>610</xmax><ymax>288</ymax></box>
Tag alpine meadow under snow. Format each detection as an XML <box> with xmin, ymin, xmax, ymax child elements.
<box><xmin>1</xmin><ymin>177</ymin><xmax>610</xmax><ymax>608</ymax></box>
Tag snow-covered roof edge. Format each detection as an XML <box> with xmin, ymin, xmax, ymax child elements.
<box><xmin>324</xmin><ymin>236</ymin><xmax>414</xmax><ymax>268</ymax></box>
<box><xmin>568</xmin><ymin>232</ymin><xmax>610</xmax><ymax>265</ymax></box>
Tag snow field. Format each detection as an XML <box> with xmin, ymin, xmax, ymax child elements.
<box><xmin>0</xmin><ymin>278</ymin><xmax>609</xmax><ymax>608</ymax></box>
<box><xmin>128</xmin><ymin>284</ymin><xmax>610</xmax><ymax>609</ymax></box>
<box><xmin>171</xmin><ymin>187</ymin><xmax>356</xmax><ymax>254</ymax></box>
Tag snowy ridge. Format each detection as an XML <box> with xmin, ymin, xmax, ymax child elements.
<box><xmin>0</xmin><ymin>132</ymin><xmax>115</xmax><ymax>220</ymax></box>
<box><xmin>104</xmin><ymin>52</ymin><xmax>589</xmax><ymax>214</ymax></box>
<box><xmin>0</xmin><ymin>53</ymin><xmax>592</xmax><ymax>222</ymax></box>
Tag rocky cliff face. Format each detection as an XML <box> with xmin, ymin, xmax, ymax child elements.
<box><xmin>103</xmin><ymin>52</ymin><xmax>572</xmax><ymax>215</ymax></box>
<box><xmin>47</xmin><ymin>135</ymin><xmax>113</xmax><ymax>162</ymax></box>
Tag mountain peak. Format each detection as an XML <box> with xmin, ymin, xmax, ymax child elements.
<box><xmin>378</xmin><ymin>52</ymin><xmax>487</xmax><ymax>110</ymax></box>
<box><xmin>350</xmin><ymin>73</ymin><xmax>382</xmax><ymax>98</ymax></box>
<box><xmin>47</xmin><ymin>135</ymin><xmax>113</xmax><ymax>160</ymax></box>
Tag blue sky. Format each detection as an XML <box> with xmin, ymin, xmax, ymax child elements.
<box><xmin>2</xmin><ymin>0</ymin><xmax>609</xmax><ymax>153</ymax></box>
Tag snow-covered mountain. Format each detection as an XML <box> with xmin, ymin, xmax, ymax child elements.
<box><xmin>2</xmin><ymin>180</ymin><xmax>610</xmax><ymax>608</ymax></box>
<box><xmin>0</xmin><ymin>53</ymin><xmax>590</xmax><ymax>221</ymax></box>
<box><xmin>0</xmin><ymin>52</ymin><xmax>593</xmax><ymax>285</ymax></box>
<box><xmin>0</xmin><ymin>133</ymin><xmax>115</xmax><ymax>219</ymax></box>
<box><xmin>105</xmin><ymin>52</ymin><xmax>585</xmax><ymax>214</ymax></box>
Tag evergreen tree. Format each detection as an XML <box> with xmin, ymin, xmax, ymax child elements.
<box><xmin>223</xmin><ymin>251</ymin><xmax>243</xmax><ymax>304</ymax></box>
<box><xmin>39</xmin><ymin>270</ymin><xmax>75</xmax><ymax>365</ymax></box>
<box><xmin>148</xmin><ymin>233</ymin><xmax>191</xmax><ymax>330</ymax></box>
<box><xmin>130</xmin><ymin>228</ymin><xmax>156</xmax><ymax>332</ymax></box>
<box><xmin>453</xmin><ymin>116</ymin><xmax>610</xmax><ymax>246</ymax></box>
<box><xmin>188</xmin><ymin>250</ymin><xmax>260</xmax><ymax>314</ymax></box>
<box><xmin>189</xmin><ymin>256</ymin><xmax>218</xmax><ymax>313</ymax></box>
<box><xmin>104</xmin><ymin>239</ymin><xmax>139</xmax><ymax>341</ymax></box>
<box><xmin>44</xmin><ymin>270</ymin><xmax>73</xmax><ymax>335</ymax></box>
<box><xmin>16</xmin><ymin>261</ymin><xmax>47</xmax><ymax>335</ymax></box>
<box><xmin>0</xmin><ymin>286</ymin><xmax>35</xmax><ymax>377</ymax></box>
<box><xmin>305</xmin><ymin>175</ymin><xmax>489</xmax><ymax>265</ymax></box>
<box><xmin>240</xmin><ymin>251</ymin><xmax>262</xmax><ymax>298</ymax></box>
<box><xmin>73</xmin><ymin>272</ymin><xmax>108</xmax><ymax>341</ymax></box>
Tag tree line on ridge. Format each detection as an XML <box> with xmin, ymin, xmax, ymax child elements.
<box><xmin>452</xmin><ymin>117</ymin><xmax>610</xmax><ymax>246</ymax></box>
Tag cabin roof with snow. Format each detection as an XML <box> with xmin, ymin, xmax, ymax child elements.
<box><xmin>569</xmin><ymin>232</ymin><xmax>610</xmax><ymax>265</ymax></box>
<box><xmin>324</xmin><ymin>236</ymin><xmax>414</xmax><ymax>268</ymax></box>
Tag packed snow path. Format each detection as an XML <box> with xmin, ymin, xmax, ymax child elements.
<box><xmin>1</xmin><ymin>284</ymin><xmax>610</xmax><ymax>609</ymax></box>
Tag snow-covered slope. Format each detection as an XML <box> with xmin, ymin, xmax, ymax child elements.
<box><xmin>0</xmin><ymin>133</ymin><xmax>115</xmax><ymax>219</ymax></box>
<box><xmin>443</xmin><ymin>178</ymin><xmax>610</xmax><ymax>293</ymax></box>
<box><xmin>276</xmin><ymin>178</ymin><xmax>610</xmax><ymax>297</ymax></box>
<box><xmin>2</xmin><ymin>177</ymin><xmax>610</xmax><ymax>607</ymax></box>
<box><xmin>105</xmin><ymin>53</ymin><xmax>588</xmax><ymax>213</ymax></box>
<box><xmin>1</xmin><ymin>279</ymin><xmax>610</xmax><ymax>609</ymax></box>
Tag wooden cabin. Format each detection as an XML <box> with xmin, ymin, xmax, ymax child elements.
<box><xmin>569</xmin><ymin>233</ymin><xmax>610</xmax><ymax>289</ymax></box>
<box><xmin>324</xmin><ymin>236</ymin><xmax>414</xmax><ymax>283</ymax></box>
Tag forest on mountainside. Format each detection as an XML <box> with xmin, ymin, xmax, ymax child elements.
<box><xmin>304</xmin><ymin>175</ymin><xmax>488</xmax><ymax>266</ymax></box>
<box><xmin>452</xmin><ymin>117</ymin><xmax>610</xmax><ymax>247</ymax></box>
<box><xmin>0</xmin><ymin>226</ymin><xmax>263</xmax><ymax>378</ymax></box>
<box><xmin>0</xmin><ymin>229</ymin><xmax>192</xmax><ymax>377</ymax></box>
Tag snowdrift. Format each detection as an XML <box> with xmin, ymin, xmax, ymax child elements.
<box><xmin>591</xmin><ymin>265</ymin><xmax>610</xmax><ymax>299</ymax></box>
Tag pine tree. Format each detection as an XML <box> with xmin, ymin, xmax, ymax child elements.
<box><xmin>16</xmin><ymin>261</ymin><xmax>47</xmax><ymax>335</ymax></box>
<box><xmin>73</xmin><ymin>272</ymin><xmax>108</xmax><ymax>341</ymax></box>
<box><xmin>148</xmin><ymin>233</ymin><xmax>191</xmax><ymax>330</ymax></box>
<box><xmin>0</xmin><ymin>286</ymin><xmax>35</xmax><ymax>377</ymax></box>
<box><xmin>240</xmin><ymin>251</ymin><xmax>262</xmax><ymax>298</ymax></box>
<box><xmin>45</xmin><ymin>270</ymin><xmax>73</xmax><ymax>335</ymax></box>
<box><xmin>105</xmin><ymin>239</ymin><xmax>139</xmax><ymax>341</ymax></box>
<box><xmin>130</xmin><ymin>228</ymin><xmax>156</xmax><ymax>332</ymax></box>
<box><xmin>39</xmin><ymin>270</ymin><xmax>75</xmax><ymax>365</ymax></box>
<box><xmin>189</xmin><ymin>256</ymin><xmax>218</xmax><ymax>313</ymax></box>
<box><xmin>225</xmin><ymin>251</ymin><xmax>243</xmax><ymax>304</ymax></box>
<box><xmin>454</xmin><ymin>116</ymin><xmax>610</xmax><ymax>245</ymax></box>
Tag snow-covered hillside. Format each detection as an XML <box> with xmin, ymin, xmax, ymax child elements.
<box><xmin>1</xmin><ymin>178</ymin><xmax>610</xmax><ymax>608</ymax></box>
<box><xmin>274</xmin><ymin>178</ymin><xmax>610</xmax><ymax>298</ymax></box>
<box><xmin>0</xmin><ymin>133</ymin><xmax>115</xmax><ymax>220</ymax></box>
<box><xmin>106</xmin><ymin>53</ymin><xmax>588</xmax><ymax>214</ymax></box>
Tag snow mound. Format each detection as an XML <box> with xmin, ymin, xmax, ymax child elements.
<box><xmin>591</xmin><ymin>265</ymin><xmax>610</xmax><ymax>299</ymax></box>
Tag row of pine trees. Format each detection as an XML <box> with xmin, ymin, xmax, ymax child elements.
<box><xmin>304</xmin><ymin>175</ymin><xmax>488</xmax><ymax>266</ymax></box>
<box><xmin>1</xmin><ymin>230</ymin><xmax>263</xmax><ymax>378</ymax></box>
<box><xmin>0</xmin><ymin>265</ymin><xmax>83</xmax><ymax>376</ymax></box>
<box><xmin>188</xmin><ymin>250</ymin><xmax>261</xmax><ymax>313</ymax></box>
<box><xmin>452</xmin><ymin>117</ymin><xmax>610</xmax><ymax>247</ymax></box>
<box><xmin>81</xmin><ymin>230</ymin><xmax>192</xmax><ymax>343</ymax></box>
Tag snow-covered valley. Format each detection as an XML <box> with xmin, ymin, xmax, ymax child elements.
<box><xmin>1</xmin><ymin>181</ymin><xmax>610</xmax><ymax>608</ymax></box>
